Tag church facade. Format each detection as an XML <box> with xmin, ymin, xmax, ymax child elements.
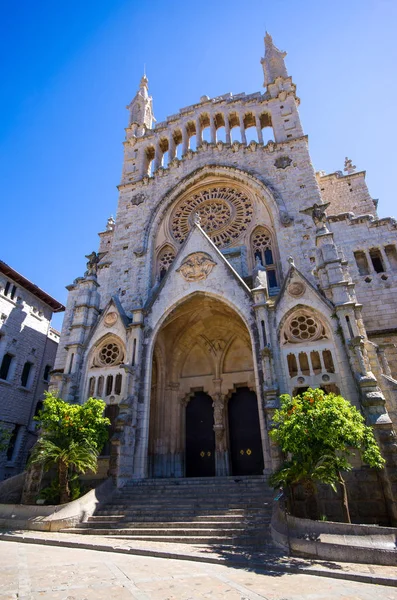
<box><xmin>51</xmin><ymin>34</ymin><xmax>397</xmax><ymax>521</ymax></box>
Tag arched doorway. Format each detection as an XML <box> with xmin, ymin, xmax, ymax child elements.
<box><xmin>228</xmin><ymin>387</ymin><xmax>264</xmax><ymax>475</ymax></box>
<box><xmin>148</xmin><ymin>294</ymin><xmax>266</xmax><ymax>477</ymax></box>
<box><xmin>185</xmin><ymin>392</ymin><xmax>215</xmax><ymax>477</ymax></box>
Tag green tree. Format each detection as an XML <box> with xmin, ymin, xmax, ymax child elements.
<box><xmin>29</xmin><ymin>393</ymin><xmax>110</xmax><ymax>504</ymax></box>
<box><xmin>269</xmin><ymin>388</ymin><xmax>385</xmax><ymax>523</ymax></box>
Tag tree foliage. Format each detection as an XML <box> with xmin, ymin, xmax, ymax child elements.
<box><xmin>34</xmin><ymin>392</ymin><xmax>110</xmax><ymax>452</ymax></box>
<box><xmin>29</xmin><ymin>392</ymin><xmax>110</xmax><ymax>504</ymax></box>
<box><xmin>269</xmin><ymin>388</ymin><xmax>385</xmax><ymax>522</ymax></box>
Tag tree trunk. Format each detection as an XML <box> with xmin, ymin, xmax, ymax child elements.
<box><xmin>58</xmin><ymin>460</ymin><xmax>70</xmax><ymax>504</ymax></box>
<box><xmin>304</xmin><ymin>479</ymin><xmax>319</xmax><ymax>520</ymax></box>
<box><xmin>338</xmin><ymin>471</ymin><xmax>351</xmax><ymax>523</ymax></box>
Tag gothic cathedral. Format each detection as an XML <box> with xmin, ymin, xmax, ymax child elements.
<box><xmin>51</xmin><ymin>34</ymin><xmax>397</xmax><ymax>521</ymax></box>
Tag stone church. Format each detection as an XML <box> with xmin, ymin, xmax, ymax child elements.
<box><xmin>51</xmin><ymin>34</ymin><xmax>397</xmax><ymax>521</ymax></box>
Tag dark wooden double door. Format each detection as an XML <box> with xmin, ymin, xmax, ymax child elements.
<box><xmin>185</xmin><ymin>388</ymin><xmax>264</xmax><ymax>477</ymax></box>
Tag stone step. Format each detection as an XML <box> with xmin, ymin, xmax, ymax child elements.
<box><xmin>88</xmin><ymin>515</ymin><xmax>270</xmax><ymax>524</ymax></box>
<box><xmin>122</xmin><ymin>475</ymin><xmax>268</xmax><ymax>485</ymax></box>
<box><xmin>95</xmin><ymin>508</ymin><xmax>268</xmax><ymax>517</ymax></box>
<box><xmin>60</xmin><ymin>531</ymin><xmax>275</xmax><ymax>545</ymax></box>
<box><xmin>113</xmin><ymin>494</ymin><xmax>273</xmax><ymax>502</ymax></box>
<box><xmin>82</xmin><ymin>520</ymin><xmax>270</xmax><ymax>530</ymax></box>
<box><xmin>75</xmin><ymin>476</ymin><xmax>276</xmax><ymax>548</ymax></box>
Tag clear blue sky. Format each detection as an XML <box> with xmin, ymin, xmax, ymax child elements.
<box><xmin>1</xmin><ymin>0</ymin><xmax>396</xmax><ymax>331</ymax></box>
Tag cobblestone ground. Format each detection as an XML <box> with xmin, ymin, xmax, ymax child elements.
<box><xmin>0</xmin><ymin>540</ymin><xmax>396</xmax><ymax>600</ymax></box>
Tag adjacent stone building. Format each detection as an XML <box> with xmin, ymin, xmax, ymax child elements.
<box><xmin>51</xmin><ymin>33</ymin><xmax>397</xmax><ymax>523</ymax></box>
<box><xmin>0</xmin><ymin>261</ymin><xmax>64</xmax><ymax>480</ymax></box>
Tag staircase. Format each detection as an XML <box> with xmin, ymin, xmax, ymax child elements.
<box><xmin>60</xmin><ymin>476</ymin><xmax>276</xmax><ymax>546</ymax></box>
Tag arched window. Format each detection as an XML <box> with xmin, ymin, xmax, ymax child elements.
<box><xmin>145</xmin><ymin>146</ymin><xmax>155</xmax><ymax>176</ymax></box>
<box><xmin>88</xmin><ymin>376</ymin><xmax>95</xmax><ymax>398</ymax></box>
<box><xmin>97</xmin><ymin>376</ymin><xmax>104</xmax><ymax>397</ymax></box>
<box><xmin>260</xmin><ymin>112</ymin><xmax>274</xmax><ymax>143</ymax></box>
<box><xmin>115</xmin><ymin>373</ymin><xmax>122</xmax><ymax>395</ymax></box>
<box><xmin>106</xmin><ymin>375</ymin><xmax>113</xmax><ymax>396</ymax></box>
<box><xmin>159</xmin><ymin>138</ymin><xmax>169</xmax><ymax>168</ymax></box>
<box><xmin>251</xmin><ymin>227</ymin><xmax>278</xmax><ymax>289</ymax></box>
<box><xmin>157</xmin><ymin>245</ymin><xmax>176</xmax><ymax>280</ymax></box>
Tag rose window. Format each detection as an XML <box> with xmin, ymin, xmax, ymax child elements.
<box><xmin>282</xmin><ymin>311</ymin><xmax>327</xmax><ymax>344</ymax></box>
<box><xmin>98</xmin><ymin>342</ymin><xmax>121</xmax><ymax>366</ymax></box>
<box><xmin>170</xmin><ymin>187</ymin><xmax>253</xmax><ymax>248</ymax></box>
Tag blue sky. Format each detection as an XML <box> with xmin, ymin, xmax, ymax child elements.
<box><xmin>1</xmin><ymin>0</ymin><xmax>396</xmax><ymax>331</ymax></box>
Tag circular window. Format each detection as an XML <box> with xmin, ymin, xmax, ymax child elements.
<box><xmin>283</xmin><ymin>312</ymin><xmax>326</xmax><ymax>344</ymax></box>
<box><xmin>98</xmin><ymin>342</ymin><xmax>121</xmax><ymax>366</ymax></box>
<box><xmin>170</xmin><ymin>186</ymin><xmax>253</xmax><ymax>248</ymax></box>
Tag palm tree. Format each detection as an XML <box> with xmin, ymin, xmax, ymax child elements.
<box><xmin>29</xmin><ymin>437</ymin><xmax>98</xmax><ymax>504</ymax></box>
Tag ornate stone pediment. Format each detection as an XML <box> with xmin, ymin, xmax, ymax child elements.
<box><xmin>176</xmin><ymin>252</ymin><xmax>216</xmax><ymax>282</ymax></box>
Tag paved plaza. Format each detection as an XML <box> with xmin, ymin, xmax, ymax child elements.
<box><xmin>0</xmin><ymin>540</ymin><xmax>396</xmax><ymax>600</ymax></box>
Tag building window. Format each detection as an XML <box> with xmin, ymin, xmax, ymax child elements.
<box><xmin>158</xmin><ymin>246</ymin><xmax>176</xmax><ymax>281</ymax></box>
<box><xmin>115</xmin><ymin>373</ymin><xmax>122</xmax><ymax>395</ymax></box>
<box><xmin>21</xmin><ymin>361</ymin><xmax>33</xmax><ymax>388</ymax></box>
<box><xmin>6</xmin><ymin>425</ymin><xmax>21</xmax><ymax>462</ymax></box>
<box><xmin>97</xmin><ymin>376</ymin><xmax>104</xmax><ymax>397</ymax></box>
<box><xmin>369</xmin><ymin>248</ymin><xmax>385</xmax><ymax>273</ymax></box>
<box><xmin>3</xmin><ymin>282</ymin><xmax>17</xmax><ymax>299</ymax></box>
<box><xmin>0</xmin><ymin>353</ymin><xmax>13</xmax><ymax>381</ymax></box>
<box><xmin>106</xmin><ymin>375</ymin><xmax>113</xmax><ymax>396</ymax></box>
<box><xmin>98</xmin><ymin>343</ymin><xmax>122</xmax><ymax>366</ymax></box>
<box><xmin>43</xmin><ymin>365</ymin><xmax>52</xmax><ymax>381</ymax></box>
<box><xmin>251</xmin><ymin>228</ymin><xmax>278</xmax><ymax>289</ymax></box>
<box><xmin>88</xmin><ymin>377</ymin><xmax>95</xmax><ymax>398</ymax></box>
<box><xmin>385</xmin><ymin>245</ymin><xmax>397</xmax><ymax>271</ymax></box>
<box><xmin>353</xmin><ymin>251</ymin><xmax>370</xmax><ymax>276</ymax></box>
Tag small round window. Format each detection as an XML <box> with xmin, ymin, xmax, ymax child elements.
<box><xmin>98</xmin><ymin>343</ymin><xmax>121</xmax><ymax>366</ymax></box>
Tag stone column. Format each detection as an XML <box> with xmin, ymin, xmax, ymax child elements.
<box><xmin>379</xmin><ymin>247</ymin><xmax>391</xmax><ymax>272</ymax></box>
<box><xmin>152</xmin><ymin>141</ymin><xmax>161</xmax><ymax>171</ymax></box>
<box><xmin>212</xmin><ymin>388</ymin><xmax>228</xmax><ymax>476</ymax></box>
<box><xmin>196</xmin><ymin>118</ymin><xmax>202</xmax><ymax>147</ymax></box>
<box><xmin>182</xmin><ymin>126</ymin><xmax>189</xmax><ymax>156</ymax></box>
<box><xmin>255</xmin><ymin>114</ymin><xmax>264</xmax><ymax>144</ymax></box>
<box><xmin>239</xmin><ymin>115</ymin><xmax>247</xmax><ymax>145</ymax></box>
<box><xmin>224</xmin><ymin>116</ymin><xmax>231</xmax><ymax>144</ymax></box>
<box><xmin>209</xmin><ymin>114</ymin><xmax>216</xmax><ymax>144</ymax></box>
<box><xmin>377</xmin><ymin>345</ymin><xmax>393</xmax><ymax>378</ymax></box>
<box><xmin>168</xmin><ymin>133</ymin><xmax>176</xmax><ymax>160</ymax></box>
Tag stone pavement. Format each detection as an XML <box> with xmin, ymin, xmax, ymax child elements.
<box><xmin>0</xmin><ymin>529</ymin><xmax>397</xmax><ymax>590</ymax></box>
<box><xmin>0</xmin><ymin>539</ymin><xmax>397</xmax><ymax>600</ymax></box>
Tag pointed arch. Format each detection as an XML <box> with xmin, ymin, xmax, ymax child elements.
<box><xmin>250</xmin><ymin>225</ymin><xmax>280</xmax><ymax>290</ymax></box>
<box><xmin>156</xmin><ymin>243</ymin><xmax>176</xmax><ymax>282</ymax></box>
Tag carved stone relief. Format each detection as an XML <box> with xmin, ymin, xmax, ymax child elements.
<box><xmin>176</xmin><ymin>252</ymin><xmax>216</xmax><ymax>282</ymax></box>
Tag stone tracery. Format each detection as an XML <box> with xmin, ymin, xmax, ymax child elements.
<box><xmin>170</xmin><ymin>186</ymin><xmax>253</xmax><ymax>248</ymax></box>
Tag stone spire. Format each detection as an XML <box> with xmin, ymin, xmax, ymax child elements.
<box><xmin>126</xmin><ymin>74</ymin><xmax>155</xmax><ymax>131</ymax></box>
<box><xmin>261</xmin><ymin>32</ymin><xmax>288</xmax><ymax>87</ymax></box>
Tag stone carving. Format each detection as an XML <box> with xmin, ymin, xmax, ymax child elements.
<box><xmin>280</xmin><ymin>211</ymin><xmax>292</xmax><ymax>226</ymax></box>
<box><xmin>176</xmin><ymin>252</ymin><xmax>216</xmax><ymax>282</ymax></box>
<box><xmin>85</xmin><ymin>251</ymin><xmax>105</xmax><ymax>277</ymax></box>
<box><xmin>274</xmin><ymin>156</ymin><xmax>292</xmax><ymax>169</ymax></box>
<box><xmin>344</xmin><ymin>157</ymin><xmax>356</xmax><ymax>175</ymax></box>
<box><xmin>104</xmin><ymin>312</ymin><xmax>118</xmax><ymax>327</ymax></box>
<box><xmin>300</xmin><ymin>202</ymin><xmax>330</xmax><ymax>230</ymax></box>
<box><xmin>200</xmin><ymin>335</ymin><xmax>226</xmax><ymax>356</ymax></box>
<box><xmin>253</xmin><ymin>256</ymin><xmax>268</xmax><ymax>290</ymax></box>
<box><xmin>287</xmin><ymin>281</ymin><xmax>306</xmax><ymax>298</ymax></box>
<box><xmin>106</xmin><ymin>215</ymin><xmax>115</xmax><ymax>231</ymax></box>
<box><xmin>171</xmin><ymin>186</ymin><xmax>253</xmax><ymax>248</ymax></box>
<box><xmin>130</xmin><ymin>193</ymin><xmax>145</xmax><ymax>206</ymax></box>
